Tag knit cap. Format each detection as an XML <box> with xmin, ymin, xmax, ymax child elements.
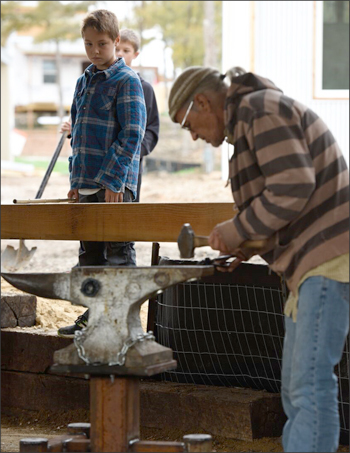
<box><xmin>168</xmin><ymin>66</ymin><xmax>218</xmax><ymax>122</ymax></box>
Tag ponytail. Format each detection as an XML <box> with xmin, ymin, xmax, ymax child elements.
<box><xmin>224</xmin><ymin>66</ymin><xmax>247</xmax><ymax>83</ymax></box>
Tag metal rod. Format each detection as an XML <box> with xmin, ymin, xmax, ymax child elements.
<box><xmin>35</xmin><ymin>129</ymin><xmax>68</xmax><ymax>199</ymax></box>
<box><xmin>13</xmin><ymin>198</ymin><xmax>76</xmax><ymax>204</ymax></box>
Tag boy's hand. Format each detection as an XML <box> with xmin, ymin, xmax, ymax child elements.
<box><xmin>67</xmin><ymin>188</ymin><xmax>79</xmax><ymax>202</ymax></box>
<box><xmin>60</xmin><ymin>121</ymin><xmax>72</xmax><ymax>134</ymax></box>
<box><xmin>105</xmin><ymin>189</ymin><xmax>123</xmax><ymax>203</ymax></box>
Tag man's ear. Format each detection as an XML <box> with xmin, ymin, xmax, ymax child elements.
<box><xmin>115</xmin><ymin>36</ymin><xmax>120</xmax><ymax>46</ymax></box>
<box><xmin>194</xmin><ymin>93</ymin><xmax>211</xmax><ymax>112</ymax></box>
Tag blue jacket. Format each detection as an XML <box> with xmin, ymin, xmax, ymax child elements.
<box><xmin>69</xmin><ymin>57</ymin><xmax>146</xmax><ymax>198</ymax></box>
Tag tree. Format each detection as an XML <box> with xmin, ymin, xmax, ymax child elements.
<box><xmin>1</xmin><ymin>1</ymin><xmax>97</xmax><ymax>123</ymax></box>
<box><xmin>125</xmin><ymin>1</ymin><xmax>222</xmax><ymax>71</ymax></box>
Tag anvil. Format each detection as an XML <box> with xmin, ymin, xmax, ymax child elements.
<box><xmin>2</xmin><ymin>265</ymin><xmax>214</xmax><ymax>376</ymax></box>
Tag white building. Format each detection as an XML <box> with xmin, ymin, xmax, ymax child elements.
<box><xmin>1</xmin><ymin>48</ymin><xmax>12</xmax><ymax>161</ymax></box>
<box><xmin>7</xmin><ymin>33</ymin><xmax>89</xmax><ymax>128</ymax></box>
<box><xmin>222</xmin><ymin>1</ymin><xmax>349</xmax><ymax>175</ymax></box>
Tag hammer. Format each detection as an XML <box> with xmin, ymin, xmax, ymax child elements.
<box><xmin>177</xmin><ymin>223</ymin><xmax>266</xmax><ymax>259</ymax></box>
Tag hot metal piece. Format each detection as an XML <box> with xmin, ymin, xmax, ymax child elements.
<box><xmin>2</xmin><ymin>266</ymin><xmax>214</xmax><ymax>373</ymax></box>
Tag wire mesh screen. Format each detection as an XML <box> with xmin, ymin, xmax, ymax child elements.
<box><xmin>154</xmin><ymin>260</ymin><xmax>349</xmax><ymax>440</ymax></box>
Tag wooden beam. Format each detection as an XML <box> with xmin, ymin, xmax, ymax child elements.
<box><xmin>90</xmin><ymin>376</ymin><xmax>140</xmax><ymax>453</ymax></box>
<box><xmin>1</xmin><ymin>203</ymin><xmax>236</xmax><ymax>242</ymax></box>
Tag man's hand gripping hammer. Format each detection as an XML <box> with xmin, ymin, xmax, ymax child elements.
<box><xmin>177</xmin><ymin>223</ymin><xmax>266</xmax><ymax>259</ymax></box>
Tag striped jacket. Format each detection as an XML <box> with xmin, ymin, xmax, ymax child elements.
<box><xmin>217</xmin><ymin>73</ymin><xmax>349</xmax><ymax>294</ymax></box>
<box><xmin>69</xmin><ymin>58</ymin><xmax>146</xmax><ymax>199</ymax></box>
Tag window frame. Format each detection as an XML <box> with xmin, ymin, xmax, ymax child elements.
<box><xmin>313</xmin><ymin>1</ymin><xmax>349</xmax><ymax>100</ymax></box>
<box><xmin>43</xmin><ymin>59</ymin><xmax>57</xmax><ymax>85</ymax></box>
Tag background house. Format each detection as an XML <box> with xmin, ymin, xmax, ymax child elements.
<box><xmin>221</xmin><ymin>1</ymin><xmax>349</xmax><ymax>176</ymax></box>
<box><xmin>1</xmin><ymin>29</ymin><xmax>164</xmax><ymax>165</ymax></box>
<box><xmin>10</xmin><ymin>33</ymin><xmax>162</xmax><ymax>129</ymax></box>
<box><xmin>1</xmin><ymin>47</ymin><xmax>12</xmax><ymax>161</ymax></box>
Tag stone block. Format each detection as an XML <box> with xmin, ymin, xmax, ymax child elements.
<box><xmin>1</xmin><ymin>292</ymin><xmax>36</xmax><ymax>328</ymax></box>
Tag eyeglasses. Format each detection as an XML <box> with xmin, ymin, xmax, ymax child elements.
<box><xmin>180</xmin><ymin>100</ymin><xmax>194</xmax><ymax>131</ymax></box>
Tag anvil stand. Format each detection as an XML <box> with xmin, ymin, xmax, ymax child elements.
<box><xmin>21</xmin><ymin>368</ymin><xmax>213</xmax><ymax>453</ymax></box>
<box><xmin>6</xmin><ymin>263</ymin><xmax>215</xmax><ymax>453</ymax></box>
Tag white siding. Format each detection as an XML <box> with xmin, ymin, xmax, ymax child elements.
<box><xmin>11</xmin><ymin>55</ymin><xmax>86</xmax><ymax>108</ymax></box>
<box><xmin>1</xmin><ymin>61</ymin><xmax>11</xmax><ymax>161</ymax></box>
<box><xmin>222</xmin><ymin>0</ymin><xmax>349</xmax><ymax>174</ymax></box>
<box><xmin>9</xmin><ymin>35</ymin><xmax>87</xmax><ymax>109</ymax></box>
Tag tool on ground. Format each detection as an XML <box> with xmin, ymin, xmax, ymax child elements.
<box><xmin>1</xmin><ymin>128</ymin><xmax>69</xmax><ymax>272</ymax></box>
<box><xmin>13</xmin><ymin>197</ymin><xmax>75</xmax><ymax>204</ymax></box>
<box><xmin>3</xmin><ymin>265</ymin><xmax>214</xmax><ymax>452</ymax></box>
<box><xmin>177</xmin><ymin>223</ymin><xmax>266</xmax><ymax>259</ymax></box>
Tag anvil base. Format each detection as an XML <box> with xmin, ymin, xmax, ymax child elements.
<box><xmin>50</xmin><ymin>359</ymin><xmax>177</xmax><ymax>377</ymax></box>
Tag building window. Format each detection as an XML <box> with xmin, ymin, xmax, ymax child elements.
<box><xmin>43</xmin><ymin>59</ymin><xmax>57</xmax><ymax>84</ymax></box>
<box><xmin>314</xmin><ymin>1</ymin><xmax>349</xmax><ymax>99</ymax></box>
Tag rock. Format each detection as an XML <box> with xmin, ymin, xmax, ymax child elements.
<box><xmin>1</xmin><ymin>293</ymin><xmax>36</xmax><ymax>328</ymax></box>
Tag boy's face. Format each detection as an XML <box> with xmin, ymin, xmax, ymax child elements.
<box><xmin>115</xmin><ymin>41</ymin><xmax>139</xmax><ymax>67</ymax></box>
<box><xmin>83</xmin><ymin>27</ymin><xmax>120</xmax><ymax>70</ymax></box>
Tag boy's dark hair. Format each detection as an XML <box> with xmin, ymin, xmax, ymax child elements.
<box><xmin>81</xmin><ymin>9</ymin><xmax>119</xmax><ymax>41</ymax></box>
<box><xmin>120</xmin><ymin>29</ymin><xmax>140</xmax><ymax>52</ymax></box>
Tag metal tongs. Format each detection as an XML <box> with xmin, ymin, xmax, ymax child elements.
<box><xmin>199</xmin><ymin>254</ymin><xmax>239</xmax><ymax>268</ymax></box>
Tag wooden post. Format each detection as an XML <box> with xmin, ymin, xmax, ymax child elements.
<box><xmin>19</xmin><ymin>438</ymin><xmax>48</xmax><ymax>452</ymax></box>
<box><xmin>64</xmin><ymin>438</ymin><xmax>91</xmax><ymax>452</ymax></box>
<box><xmin>90</xmin><ymin>376</ymin><xmax>140</xmax><ymax>453</ymax></box>
<box><xmin>67</xmin><ymin>422</ymin><xmax>91</xmax><ymax>438</ymax></box>
<box><xmin>183</xmin><ymin>434</ymin><xmax>212</xmax><ymax>452</ymax></box>
<box><xmin>147</xmin><ymin>242</ymin><xmax>160</xmax><ymax>333</ymax></box>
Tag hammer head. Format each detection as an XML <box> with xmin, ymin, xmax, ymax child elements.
<box><xmin>177</xmin><ymin>223</ymin><xmax>195</xmax><ymax>258</ymax></box>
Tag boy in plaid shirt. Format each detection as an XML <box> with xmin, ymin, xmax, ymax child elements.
<box><xmin>58</xmin><ymin>10</ymin><xmax>146</xmax><ymax>337</ymax></box>
<box><xmin>68</xmin><ymin>9</ymin><xmax>146</xmax><ymax>266</ymax></box>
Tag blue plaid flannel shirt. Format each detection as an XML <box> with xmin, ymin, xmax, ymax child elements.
<box><xmin>69</xmin><ymin>58</ymin><xmax>146</xmax><ymax>199</ymax></box>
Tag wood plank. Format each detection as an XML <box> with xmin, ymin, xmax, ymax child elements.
<box><xmin>1</xmin><ymin>294</ymin><xmax>37</xmax><ymax>328</ymax></box>
<box><xmin>1</xmin><ymin>368</ymin><xmax>286</xmax><ymax>441</ymax></box>
<box><xmin>1</xmin><ymin>329</ymin><xmax>72</xmax><ymax>373</ymax></box>
<box><xmin>140</xmin><ymin>382</ymin><xmax>286</xmax><ymax>442</ymax></box>
<box><xmin>1</xmin><ymin>202</ymin><xmax>236</xmax><ymax>242</ymax></box>
<box><xmin>1</xmin><ymin>370</ymin><xmax>89</xmax><ymax>412</ymax></box>
<box><xmin>130</xmin><ymin>440</ymin><xmax>185</xmax><ymax>452</ymax></box>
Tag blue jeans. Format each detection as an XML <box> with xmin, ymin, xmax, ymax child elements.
<box><xmin>78</xmin><ymin>188</ymin><xmax>136</xmax><ymax>266</ymax></box>
<box><xmin>282</xmin><ymin>276</ymin><xmax>349</xmax><ymax>452</ymax></box>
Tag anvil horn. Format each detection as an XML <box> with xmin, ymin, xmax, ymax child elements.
<box><xmin>1</xmin><ymin>272</ymin><xmax>71</xmax><ymax>300</ymax></box>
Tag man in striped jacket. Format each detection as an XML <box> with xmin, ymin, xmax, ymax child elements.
<box><xmin>168</xmin><ymin>66</ymin><xmax>349</xmax><ymax>453</ymax></box>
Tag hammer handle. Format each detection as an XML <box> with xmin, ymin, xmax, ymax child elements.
<box><xmin>242</xmin><ymin>239</ymin><xmax>266</xmax><ymax>249</ymax></box>
<box><xmin>193</xmin><ymin>236</ymin><xmax>209</xmax><ymax>248</ymax></box>
<box><xmin>193</xmin><ymin>236</ymin><xmax>266</xmax><ymax>249</ymax></box>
